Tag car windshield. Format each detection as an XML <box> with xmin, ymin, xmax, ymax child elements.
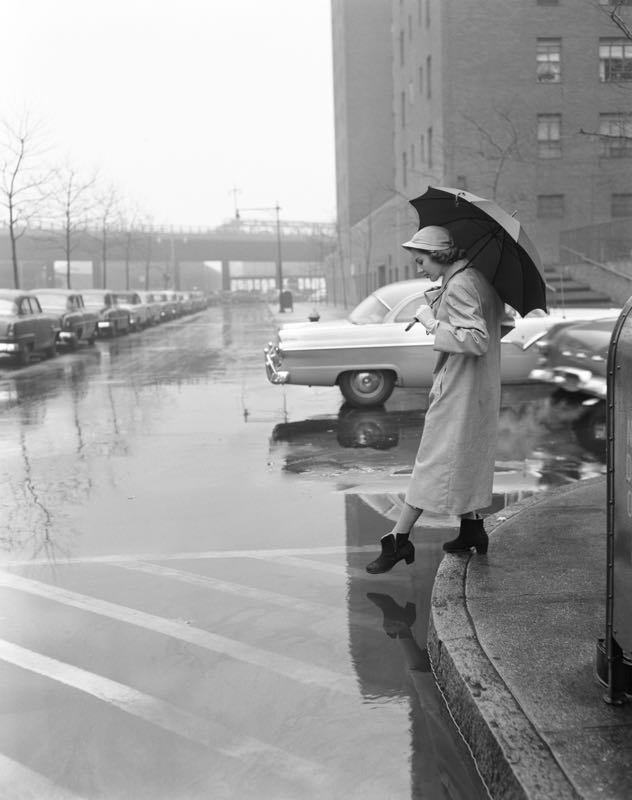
<box><xmin>82</xmin><ymin>295</ymin><xmax>105</xmax><ymax>308</ymax></box>
<box><xmin>348</xmin><ymin>294</ymin><xmax>390</xmax><ymax>325</ymax></box>
<box><xmin>0</xmin><ymin>299</ymin><xmax>18</xmax><ymax>314</ymax></box>
<box><xmin>116</xmin><ymin>293</ymin><xmax>137</xmax><ymax>303</ymax></box>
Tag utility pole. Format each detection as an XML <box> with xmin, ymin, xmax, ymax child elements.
<box><xmin>234</xmin><ymin>202</ymin><xmax>284</xmax><ymax>312</ymax></box>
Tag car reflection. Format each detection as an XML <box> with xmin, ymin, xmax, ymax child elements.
<box><xmin>270</xmin><ymin>388</ymin><xmax>606</xmax><ymax>489</ymax></box>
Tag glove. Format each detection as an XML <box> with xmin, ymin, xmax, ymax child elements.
<box><xmin>414</xmin><ymin>304</ymin><xmax>437</xmax><ymax>333</ymax></box>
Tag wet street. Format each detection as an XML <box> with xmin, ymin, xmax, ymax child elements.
<box><xmin>0</xmin><ymin>303</ymin><xmax>606</xmax><ymax>800</ymax></box>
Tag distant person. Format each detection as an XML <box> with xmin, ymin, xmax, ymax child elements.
<box><xmin>366</xmin><ymin>226</ymin><xmax>505</xmax><ymax>574</ymax></box>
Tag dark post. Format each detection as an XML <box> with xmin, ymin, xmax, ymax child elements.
<box><xmin>598</xmin><ymin>296</ymin><xmax>632</xmax><ymax>704</ymax></box>
<box><xmin>275</xmin><ymin>203</ymin><xmax>284</xmax><ymax>313</ymax></box>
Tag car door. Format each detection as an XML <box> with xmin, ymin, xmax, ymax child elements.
<box><xmin>384</xmin><ymin>294</ymin><xmax>437</xmax><ymax>386</ymax></box>
<box><xmin>29</xmin><ymin>296</ymin><xmax>51</xmax><ymax>350</ymax></box>
<box><xmin>17</xmin><ymin>296</ymin><xmax>37</xmax><ymax>346</ymax></box>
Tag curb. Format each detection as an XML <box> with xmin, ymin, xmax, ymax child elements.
<box><xmin>426</xmin><ymin>481</ymin><xmax>603</xmax><ymax>800</ymax></box>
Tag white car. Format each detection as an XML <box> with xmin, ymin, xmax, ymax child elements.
<box><xmin>264</xmin><ymin>278</ymin><xmax>619</xmax><ymax>407</ymax></box>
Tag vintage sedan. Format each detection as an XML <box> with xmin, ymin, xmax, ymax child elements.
<box><xmin>135</xmin><ymin>291</ymin><xmax>163</xmax><ymax>325</ymax></box>
<box><xmin>528</xmin><ymin>316</ymin><xmax>618</xmax><ymax>399</ymax></box>
<box><xmin>81</xmin><ymin>290</ymin><xmax>131</xmax><ymax>337</ymax></box>
<box><xmin>31</xmin><ymin>289</ymin><xmax>98</xmax><ymax>349</ymax></box>
<box><xmin>115</xmin><ymin>291</ymin><xmax>150</xmax><ymax>331</ymax></box>
<box><xmin>264</xmin><ymin>278</ymin><xmax>620</xmax><ymax>407</ymax></box>
<box><xmin>0</xmin><ymin>290</ymin><xmax>59</xmax><ymax>365</ymax></box>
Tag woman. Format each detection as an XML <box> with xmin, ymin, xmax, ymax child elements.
<box><xmin>366</xmin><ymin>225</ymin><xmax>505</xmax><ymax>574</ymax></box>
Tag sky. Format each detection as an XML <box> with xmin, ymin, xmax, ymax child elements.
<box><xmin>0</xmin><ymin>0</ymin><xmax>336</xmax><ymax>229</ymax></box>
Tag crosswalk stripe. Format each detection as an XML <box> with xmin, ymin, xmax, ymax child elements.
<box><xmin>0</xmin><ymin>571</ymin><xmax>357</xmax><ymax>696</ymax></box>
<box><xmin>114</xmin><ymin>561</ymin><xmax>379</xmax><ymax>629</ymax></box>
<box><xmin>0</xmin><ymin>752</ymin><xmax>87</xmax><ymax>800</ymax></box>
<box><xmin>0</xmin><ymin>545</ymin><xmax>378</xmax><ymax>568</ymax></box>
<box><xmin>0</xmin><ymin>640</ymin><xmax>329</xmax><ymax>791</ymax></box>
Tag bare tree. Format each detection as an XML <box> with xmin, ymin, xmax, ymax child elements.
<box><xmin>93</xmin><ymin>183</ymin><xmax>122</xmax><ymax>288</ymax></box>
<box><xmin>0</xmin><ymin>114</ymin><xmax>52</xmax><ymax>288</ymax></box>
<box><xmin>49</xmin><ymin>165</ymin><xmax>97</xmax><ymax>289</ymax></box>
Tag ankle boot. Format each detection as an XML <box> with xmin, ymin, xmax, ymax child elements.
<box><xmin>366</xmin><ymin>592</ymin><xmax>416</xmax><ymax>637</ymax></box>
<box><xmin>365</xmin><ymin>533</ymin><xmax>415</xmax><ymax>574</ymax></box>
<box><xmin>442</xmin><ymin>518</ymin><xmax>488</xmax><ymax>554</ymax></box>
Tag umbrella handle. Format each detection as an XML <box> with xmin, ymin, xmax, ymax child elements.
<box><xmin>405</xmin><ymin>318</ymin><xmax>419</xmax><ymax>332</ymax></box>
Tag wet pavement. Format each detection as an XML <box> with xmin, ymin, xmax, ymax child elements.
<box><xmin>0</xmin><ymin>303</ymin><xmax>607</xmax><ymax>799</ymax></box>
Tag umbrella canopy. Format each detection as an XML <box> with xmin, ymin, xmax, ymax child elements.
<box><xmin>409</xmin><ymin>186</ymin><xmax>547</xmax><ymax>316</ymax></box>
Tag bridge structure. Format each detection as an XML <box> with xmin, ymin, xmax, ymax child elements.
<box><xmin>0</xmin><ymin>219</ymin><xmax>336</xmax><ymax>293</ymax></box>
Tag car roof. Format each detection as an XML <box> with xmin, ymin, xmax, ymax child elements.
<box><xmin>30</xmin><ymin>288</ymin><xmax>78</xmax><ymax>296</ymax></box>
<box><xmin>0</xmin><ymin>289</ymin><xmax>25</xmax><ymax>299</ymax></box>
<box><xmin>373</xmin><ymin>279</ymin><xmax>434</xmax><ymax>309</ymax></box>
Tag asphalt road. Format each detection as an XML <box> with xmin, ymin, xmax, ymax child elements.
<box><xmin>0</xmin><ymin>303</ymin><xmax>606</xmax><ymax>799</ymax></box>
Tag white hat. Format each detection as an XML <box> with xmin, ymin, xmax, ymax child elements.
<box><xmin>402</xmin><ymin>225</ymin><xmax>454</xmax><ymax>251</ymax></box>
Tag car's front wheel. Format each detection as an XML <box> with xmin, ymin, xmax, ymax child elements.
<box><xmin>338</xmin><ymin>370</ymin><xmax>395</xmax><ymax>407</ymax></box>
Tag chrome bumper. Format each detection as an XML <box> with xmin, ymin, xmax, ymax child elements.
<box><xmin>529</xmin><ymin>366</ymin><xmax>606</xmax><ymax>398</ymax></box>
<box><xmin>0</xmin><ymin>341</ymin><xmax>19</xmax><ymax>353</ymax></box>
<box><xmin>264</xmin><ymin>343</ymin><xmax>289</xmax><ymax>385</ymax></box>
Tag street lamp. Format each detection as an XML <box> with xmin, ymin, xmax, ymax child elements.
<box><xmin>235</xmin><ymin>203</ymin><xmax>284</xmax><ymax>312</ymax></box>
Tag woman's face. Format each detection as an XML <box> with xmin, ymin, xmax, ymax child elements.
<box><xmin>412</xmin><ymin>250</ymin><xmax>445</xmax><ymax>281</ymax></box>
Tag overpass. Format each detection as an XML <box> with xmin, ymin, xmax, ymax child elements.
<box><xmin>0</xmin><ymin>219</ymin><xmax>336</xmax><ymax>292</ymax></box>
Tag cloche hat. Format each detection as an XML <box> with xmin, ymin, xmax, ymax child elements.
<box><xmin>402</xmin><ymin>225</ymin><xmax>454</xmax><ymax>251</ymax></box>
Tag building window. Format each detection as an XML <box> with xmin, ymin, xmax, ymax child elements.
<box><xmin>537</xmin><ymin>114</ymin><xmax>562</xmax><ymax>157</ymax></box>
<box><xmin>612</xmin><ymin>194</ymin><xmax>632</xmax><ymax>217</ymax></box>
<box><xmin>427</xmin><ymin>126</ymin><xmax>433</xmax><ymax>168</ymax></box>
<box><xmin>599</xmin><ymin>113</ymin><xmax>632</xmax><ymax>157</ymax></box>
<box><xmin>537</xmin><ymin>194</ymin><xmax>565</xmax><ymax>218</ymax></box>
<box><xmin>600</xmin><ymin>39</ymin><xmax>632</xmax><ymax>82</ymax></box>
<box><xmin>426</xmin><ymin>55</ymin><xmax>432</xmax><ymax>97</ymax></box>
<box><xmin>402</xmin><ymin>151</ymin><xmax>408</xmax><ymax>187</ymax></box>
<box><xmin>537</xmin><ymin>38</ymin><xmax>561</xmax><ymax>82</ymax></box>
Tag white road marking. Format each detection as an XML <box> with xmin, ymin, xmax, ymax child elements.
<box><xmin>0</xmin><ymin>752</ymin><xmax>87</xmax><ymax>800</ymax></box>
<box><xmin>0</xmin><ymin>571</ymin><xmax>357</xmax><ymax>696</ymax></box>
<box><xmin>115</xmin><ymin>561</ymin><xmax>379</xmax><ymax>629</ymax></box>
<box><xmin>0</xmin><ymin>544</ymin><xmax>378</xmax><ymax>568</ymax></box>
<box><xmin>0</xmin><ymin>640</ymin><xmax>329</xmax><ymax>790</ymax></box>
<box><xmin>249</xmin><ymin>554</ymin><xmax>349</xmax><ymax>576</ymax></box>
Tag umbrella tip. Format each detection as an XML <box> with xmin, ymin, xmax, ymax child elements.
<box><xmin>510</xmin><ymin>210</ymin><xmax>518</xmax><ymax>217</ymax></box>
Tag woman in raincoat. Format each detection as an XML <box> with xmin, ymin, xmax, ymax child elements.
<box><xmin>366</xmin><ymin>225</ymin><xmax>505</xmax><ymax>574</ymax></box>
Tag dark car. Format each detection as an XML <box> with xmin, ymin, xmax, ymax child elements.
<box><xmin>81</xmin><ymin>290</ymin><xmax>131</xmax><ymax>337</ymax></box>
<box><xmin>0</xmin><ymin>290</ymin><xmax>59</xmax><ymax>365</ymax></box>
<box><xmin>30</xmin><ymin>289</ymin><xmax>98</xmax><ymax>349</ymax></box>
<box><xmin>529</xmin><ymin>315</ymin><xmax>618</xmax><ymax>399</ymax></box>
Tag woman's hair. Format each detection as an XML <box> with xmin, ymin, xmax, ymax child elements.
<box><xmin>428</xmin><ymin>246</ymin><xmax>467</xmax><ymax>265</ymax></box>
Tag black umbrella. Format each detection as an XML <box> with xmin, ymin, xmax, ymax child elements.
<box><xmin>409</xmin><ymin>186</ymin><xmax>547</xmax><ymax>316</ymax></box>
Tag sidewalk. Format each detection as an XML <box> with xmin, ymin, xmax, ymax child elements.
<box><xmin>266</xmin><ymin>300</ymin><xmax>348</xmax><ymax>325</ymax></box>
<box><xmin>429</xmin><ymin>476</ymin><xmax>632</xmax><ymax>800</ymax></box>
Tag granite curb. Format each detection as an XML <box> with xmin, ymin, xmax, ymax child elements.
<box><xmin>426</xmin><ymin>480</ymin><xmax>605</xmax><ymax>800</ymax></box>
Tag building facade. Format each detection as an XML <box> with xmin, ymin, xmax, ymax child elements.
<box><xmin>330</xmin><ymin>0</ymin><xmax>632</xmax><ymax>307</ymax></box>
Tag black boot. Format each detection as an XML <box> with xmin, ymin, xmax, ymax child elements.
<box><xmin>442</xmin><ymin>518</ymin><xmax>488</xmax><ymax>554</ymax></box>
<box><xmin>365</xmin><ymin>534</ymin><xmax>415</xmax><ymax>574</ymax></box>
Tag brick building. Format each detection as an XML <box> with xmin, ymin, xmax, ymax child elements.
<box><xmin>330</xmin><ymin>0</ymin><xmax>632</xmax><ymax>307</ymax></box>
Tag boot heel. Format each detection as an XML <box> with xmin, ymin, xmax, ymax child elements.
<box><xmin>475</xmin><ymin>536</ymin><xmax>489</xmax><ymax>555</ymax></box>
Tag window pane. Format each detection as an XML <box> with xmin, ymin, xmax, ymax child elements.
<box><xmin>537</xmin><ymin>39</ymin><xmax>561</xmax><ymax>82</ymax></box>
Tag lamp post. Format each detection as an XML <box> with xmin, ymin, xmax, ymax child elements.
<box><xmin>235</xmin><ymin>203</ymin><xmax>284</xmax><ymax>312</ymax></box>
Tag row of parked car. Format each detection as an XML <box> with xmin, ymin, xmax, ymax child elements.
<box><xmin>0</xmin><ymin>288</ymin><xmax>208</xmax><ymax>367</ymax></box>
<box><xmin>264</xmin><ymin>277</ymin><xmax>620</xmax><ymax>407</ymax></box>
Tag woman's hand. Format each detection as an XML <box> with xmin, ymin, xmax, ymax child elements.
<box><xmin>414</xmin><ymin>304</ymin><xmax>437</xmax><ymax>333</ymax></box>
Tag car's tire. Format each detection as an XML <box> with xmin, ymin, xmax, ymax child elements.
<box><xmin>87</xmin><ymin>334</ymin><xmax>96</xmax><ymax>346</ymax></box>
<box><xmin>45</xmin><ymin>341</ymin><xmax>57</xmax><ymax>359</ymax></box>
<box><xmin>338</xmin><ymin>370</ymin><xmax>395</xmax><ymax>407</ymax></box>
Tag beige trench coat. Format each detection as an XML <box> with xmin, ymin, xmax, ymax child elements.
<box><xmin>405</xmin><ymin>264</ymin><xmax>504</xmax><ymax>515</ymax></box>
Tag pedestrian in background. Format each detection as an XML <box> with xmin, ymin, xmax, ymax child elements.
<box><xmin>366</xmin><ymin>225</ymin><xmax>505</xmax><ymax>574</ymax></box>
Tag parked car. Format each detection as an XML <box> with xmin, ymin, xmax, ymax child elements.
<box><xmin>151</xmin><ymin>291</ymin><xmax>178</xmax><ymax>321</ymax></box>
<box><xmin>528</xmin><ymin>315</ymin><xmax>619</xmax><ymax>399</ymax></box>
<box><xmin>114</xmin><ymin>291</ymin><xmax>150</xmax><ymax>331</ymax></box>
<box><xmin>0</xmin><ymin>290</ymin><xmax>59</xmax><ymax>365</ymax></box>
<box><xmin>30</xmin><ymin>289</ymin><xmax>98</xmax><ymax>349</ymax></box>
<box><xmin>135</xmin><ymin>291</ymin><xmax>163</xmax><ymax>325</ymax></box>
<box><xmin>81</xmin><ymin>290</ymin><xmax>131</xmax><ymax>337</ymax></box>
<box><xmin>264</xmin><ymin>278</ymin><xmax>620</xmax><ymax>407</ymax></box>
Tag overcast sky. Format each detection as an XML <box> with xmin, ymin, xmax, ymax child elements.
<box><xmin>0</xmin><ymin>0</ymin><xmax>336</xmax><ymax>229</ymax></box>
